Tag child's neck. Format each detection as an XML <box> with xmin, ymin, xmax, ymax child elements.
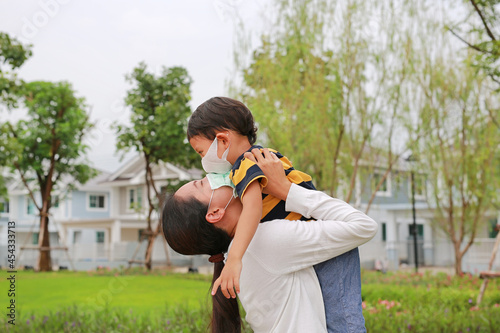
<box><xmin>227</xmin><ymin>138</ymin><xmax>253</xmax><ymax>165</ymax></box>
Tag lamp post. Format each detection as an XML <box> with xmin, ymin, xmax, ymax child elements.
<box><xmin>406</xmin><ymin>154</ymin><xmax>419</xmax><ymax>273</ymax></box>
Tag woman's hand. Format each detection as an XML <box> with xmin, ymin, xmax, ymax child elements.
<box><xmin>243</xmin><ymin>148</ymin><xmax>291</xmax><ymax>201</ymax></box>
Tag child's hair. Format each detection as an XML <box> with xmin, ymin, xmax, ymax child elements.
<box><xmin>188</xmin><ymin>97</ymin><xmax>258</xmax><ymax>145</ymax></box>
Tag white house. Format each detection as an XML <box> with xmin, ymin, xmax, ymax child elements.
<box><xmin>1</xmin><ymin>155</ymin><xmax>498</xmax><ymax>273</ymax></box>
<box><xmin>0</xmin><ymin>156</ymin><xmax>202</xmax><ymax>271</ymax></box>
<box><xmin>354</xmin><ymin>160</ymin><xmax>500</xmax><ymax>273</ymax></box>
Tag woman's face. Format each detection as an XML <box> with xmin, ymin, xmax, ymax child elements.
<box><xmin>175</xmin><ymin>177</ymin><xmax>235</xmax><ymax>210</ymax></box>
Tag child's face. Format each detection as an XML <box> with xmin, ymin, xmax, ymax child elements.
<box><xmin>189</xmin><ymin>135</ymin><xmax>227</xmax><ymax>159</ymax></box>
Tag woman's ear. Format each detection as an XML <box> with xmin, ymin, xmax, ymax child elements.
<box><xmin>215</xmin><ymin>132</ymin><xmax>230</xmax><ymax>150</ymax></box>
<box><xmin>206</xmin><ymin>207</ymin><xmax>226</xmax><ymax>224</ymax></box>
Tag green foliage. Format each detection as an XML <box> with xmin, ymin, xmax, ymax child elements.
<box><xmin>0</xmin><ymin>81</ymin><xmax>97</xmax><ymax>199</ymax></box>
<box><xmin>240</xmin><ymin>0</ymin><xmax>344</xmax><ymax>192</ymax></box>
<box><xmin>408</xmin><ymin>31</ymin><xmax>500</xmax><ymax>273</ymax></box>
<box><xmin>0</xmin><ymin>32</ymin><xmax>32</xmax><ymax>192</ymax></box>
<box><xmin>1</xmin><ymin>269</ymin><xmax>499</xmax><ymax>332</ymax></box>
<box><xmin>448</xmin><ymin>1</ymin><xmax>500</xmax><ymax>88</ymax></box>
<box><xmin>0</xmin><ymin>32</ymin><xmax>32</xmax><ymax>107</ymax></box>
<box><xmin>362</xmin><ymin>271</ymin><xmax>500</xmax><ymax>332</ymax></box>
<box><xmin>234</xmin><ymin>0</ymin><xmax>417</xmax><ymax>200</ymax></box>
<box><xmin>114</xmin><ymin>62</ymin><xmax>197</xmax><ymax>169</ymax></box>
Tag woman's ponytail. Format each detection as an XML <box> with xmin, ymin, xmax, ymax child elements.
<box><xmin>162</xmin><ymin>195</ymin><xmax>242</xmax><ymax>333</ymax></box>
<box><xmin>211</xmin><ymin>259</ymin><xmax>241</xmax><ymax>333</ymax></box>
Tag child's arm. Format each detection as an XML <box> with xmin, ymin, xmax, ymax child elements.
<box><xmin>211</xmin><ymin>180</ymin><xmax>263</xmax><ymax>299</ymax></box>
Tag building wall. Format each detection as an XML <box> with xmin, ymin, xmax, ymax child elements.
<box><xmin>71</xmin><ymin>191</ymin><xmax>110</xmax><ymax>219</ymax></box>
<box><xmin>359</xmin><ymin>172</ymin><xmax>427</xmax><ymax>206</ymax></box>
<box><xmin>121</xmin><ymin>228</ymin><xmax>139</xmax><ymax>242</ymax></box>
<box><xmin>16</xmin><ymin>194</ymin><xmax>40</xmax><ymax>222</ymax></box>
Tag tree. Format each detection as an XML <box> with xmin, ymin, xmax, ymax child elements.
<box><xmin>0</xmin><ymin>32</ymin><xmax>32</xmax><ymax>197</ymax></box>
<box><xmin>398</xmin><ymin>0</ymin><xmax>500</xmax><ymax>276</ymax></box>
<box><xmin>114</xmin><ymin>62</ymin><xmax>196</xmax><ymax>270</ymax></box>
<box><xmin>233</xmin><ymin>0</ymin><xmax>415</xmax><ymax>210</ymax></box>
<box><xmin>0</xmin><ymin>81</ymin><xmax>97</xmax><ymax>271</ymax></box>
<box><xmin>0</xmin><ymin>32</ymin><xmax>32</xmax><ymax>107</ymax></box>
<box><xmin>448</xmin><ymin>0</ymin><xmax>500</xmax><ymax>86</ymax></box>
<box><xmin>447</xmin><ymin>0</ymin><xmax>500</xmax><ymax>127</ymax></box>
<box><xmin>411</xmin><ymin>50</ymin><xmax>499</xmax><ymax>276</ymax></box>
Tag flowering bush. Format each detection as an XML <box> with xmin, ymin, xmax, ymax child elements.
<box><xmin>361</xmin><ymin>270</ymin><xmax>500</xmax><ymax>332</ymax></box>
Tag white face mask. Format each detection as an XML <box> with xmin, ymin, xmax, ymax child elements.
<box><xmin>206</xmin><ymin>172</ymin><xmax>238</xmax><ymax>198</ymax></box>
<box><xmin>201</xmin><ymin>137</ymin><xmax>232</xmax><ymax>174</ymax></box>
<box><xmin>206</xmin><ymin>172</ymin><xmax>235</xmax><ymax>190</ymax></box>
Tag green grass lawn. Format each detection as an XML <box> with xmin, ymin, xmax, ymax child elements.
<box><xmin>1</xmin><ymin>268</ymin><xmax>499</xmax><ymax>332</ymax></box>
<box><xmin>0</xmin><ymin>268</ymin><xmax>211</xmax><ymax>318</ymax></box>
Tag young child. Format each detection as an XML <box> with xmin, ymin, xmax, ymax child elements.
<box><xmin>187</xmin><ymin>96</ymin><xmax>365</xmax><ymax>332</ymax></box>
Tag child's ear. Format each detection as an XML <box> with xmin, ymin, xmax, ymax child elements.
<box><xmin>215</xmin><ymin>132</ymin><xmax>230</xmax><ymax>150</ymax></box>
<box><xmin>206</xmin><ymin>207</ymin><xmax>226</xmax><ymax>223</ymax></box>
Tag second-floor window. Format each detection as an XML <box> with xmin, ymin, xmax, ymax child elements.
<box><xmin>52</xmin><ymin>195</ymin><xmax>59</xmax><ymax>208</ymax></box>
<box><xmin>0</xmin><ymin>199</ymin><xmax>9</xmax><ymax>213</ymax></box>
<box><xmin>409</xmin><ymin>174</ymin><xmax>426</xmax><ymax>199</ymax></box>
<box><xmin>128</xmin><ymin>187</ymin><xmax>143</xmax><ymax>211</ymax></box>
<box><xmin>88</xmin><ymin>193</ymin><xmax>106</xmax><ymax>211</ymax></box>
<box><xmin>372</xmin><ymin>172</ymin><xmax>391</xmax><ymax>197</ymax></box>
<box><xmin>27</xmin><ymin>197</ymin><xmax>36</xmax><ymax>215</ymax></box>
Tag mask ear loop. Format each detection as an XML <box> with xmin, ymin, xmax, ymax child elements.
<box><xmin>224</xmin><ymin>195</ymin><xmax>233</xmax><ymax>210</ymax></box>
<box><xmin>208</xmin><ymin>190</ymin><xmax>215</xmax><ymax>211</ymax></box>
<box><xmin>207</xmin><ymin>188</ymin><xmax>233</xmax><ymax>213</ymax></box>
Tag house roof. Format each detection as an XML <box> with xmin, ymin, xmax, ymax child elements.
<box><xmin>101</xmin><ymin>155</ymin><xmax>202</xmax><ymax>186</ymax></box>
<box><xmin>4</xmin><ymin>155</ymin><xmax>203</xmax><ymax>194</ymax></box>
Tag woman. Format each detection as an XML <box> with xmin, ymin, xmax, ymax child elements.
<box><xmin>162</xmin><ymin>149</ymin><xmax>377</xmax><ymax>333</ymax></box>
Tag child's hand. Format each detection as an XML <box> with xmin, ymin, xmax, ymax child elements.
<box><xmin>244</xmin><ymin>148</ymin><xmax>291</xmax><ymax>201</ymax></box>
<box><xmin>212</xmin><ymin>258</ymin><xmax>242</xmax><ymax>299</ymax></box>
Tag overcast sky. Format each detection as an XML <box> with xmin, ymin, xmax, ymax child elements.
<box><xmin>0</xmin><ymin>0</ymin><xmax>269</xmax><ymax>172</ymax></box>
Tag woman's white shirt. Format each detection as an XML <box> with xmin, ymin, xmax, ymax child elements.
<box><xmin>233</xmin><ymin>184</ymin><xmax>378</xmax><ymax>333</ymax></box>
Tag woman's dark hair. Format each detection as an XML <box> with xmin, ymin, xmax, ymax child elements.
<box><xmin>162</xmin><ymin>194</ymin><xmax>241</xmax><ymax>333</ymax></box>
<box><xmin>187</xmin><ymin>97</ymin><xmax>258</xmax><ymax>145</ymax></box>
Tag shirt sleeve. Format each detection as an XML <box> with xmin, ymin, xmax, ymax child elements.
<box><xmin>231</xmin><ymin>157</ymin><xmax>268</xmax><ymax>198</ymax></box>
<box><xmin>245</xmin><ymin>184</ymin><xmax>378</xmax><ymax>275</ymax></box>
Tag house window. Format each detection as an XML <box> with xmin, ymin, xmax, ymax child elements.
<box><xmin>488</xmin><ymin>219</ymin><xmax>499</xmax><ymax>239</ymax></box>
<box><xmin>409</xmin><ymin>174</ymin><xmax>426</xmax><ymax>199</ymax></box>
<box><xmin>73</xmin><ymin>231</ymin><xmax>82</xmax><ymax>244</ymax></box>
<box><xmin>382</xmin><ymin>223</ymin><xmax>386</xmax><ymax>242</ymax></box>
<box><xmin>52</xmin><ymin>195</ymin><xmax>59</xmax><ymax>208</ymax></box>
<box><xmin>129</xmin><ymin>189</ymin><xmax>135</xmax><ymax>209</ymax></box>
<box><xmin>128</xmin><ymin>187</ymin><xmax>143</xmax><ymax>211</ymax></box>
<box><xmin>88</xmin><ymin>193</ymin><xmax>106</xmax><ymax>210</ymax></box>
<box><xmin>0</xmin><ymin>199</ymin><xmax>9</xmax><ymax>213</ymax></box>
<box><xmin>372</xmin><ymin>172</ymin><xmax>391</xmax><ymax>197</ymax></box>
<box><xmin>32</xmin><ymin>232</ymin><xmax>39</xmax><ymax>245</ymax></box>
<box><xmin>138</xmin><ymin>229</ymin><xmax>145</xmax><ymax>241</ymax></box>
<box><xmin>137</xmin><ymin>187</ymin><xmax>143</xmax><ymax>208</ymax></box>
<box><xmin>96</xmin><ymin>231</ymin><xmax>105</xmax><ymax>243</ymax></box>
<box><xmin>27</xmin><ymin>197</ymin><xmax>36</xmax><ymax>215</ymax></box>
<box><xmin>409</xmin><ymin>224</ymin><xmax>424</xmax><ymax>237</ymax></box>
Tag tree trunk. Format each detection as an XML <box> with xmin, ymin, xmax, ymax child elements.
<box><xmin>144</xmin><ymin>222</ymin><xmax>162</xmax><ymax>270</ymax></box>
<box><xmin>37</xmin><ymin>212</ymin><xmax>52</xmax><ymax>272</ymax></box>
<box><xmin>453</xmin><ymin>242</ymin><xmax>464</xmax><ymax>276</ymax></box>
<box><xmin>145</xmin><ymin>230</ymin><xmax>153</xmax><ymax>271</ymax></box>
